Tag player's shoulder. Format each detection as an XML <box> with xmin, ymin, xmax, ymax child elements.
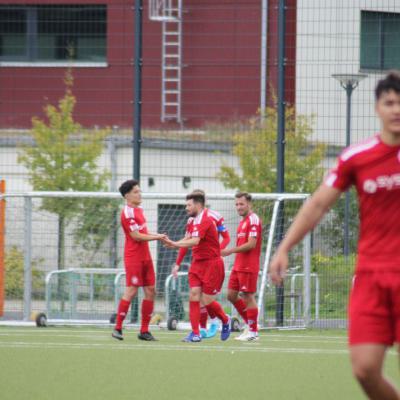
<box><xmin>339</xmin><ymin>135</ymin><xmax>380</xmax><ymax>163</ymax></box>
<box><xmin>248</xmin><ymin>212</ymin><xmax>261</xmax><ymax>226</ymax></box>
<box><xmin>122</xmin><ymin>205</ymin><xmax>135</xmax><ymax>219</ymax></box>
<box><xmin>207</xmin><ymin>208</ymin><xmax>223</xmax><ymax>221</ymax></box>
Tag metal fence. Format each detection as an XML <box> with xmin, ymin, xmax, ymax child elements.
<box><xmin>1</xmin><ymin>1</ymin><xmax>397</xmax><ymax>328</ymax></box>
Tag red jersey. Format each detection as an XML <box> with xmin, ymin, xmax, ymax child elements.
<box><xmin>205</xmin><ymin>208</ymin><xmax>227</xmax><ymax>235</ymax></box>
<box><xmin>324</xmin><ymin>134</ymin><xmax>400</xmax><ymax>271</ymax></box>
<box><xmin>233</xmin><ymin>212</ymin><xmax>262</xmax><ymax>273</ymax></box>
<box><xmin>120</xmin><ymin>205</ymin><xmax>152</xmax><ymax>261</ymax></box>
<box><xmin>186</xmin><ymin>210</ymin><xmax>221</xmax><ymax>261</ymax></box>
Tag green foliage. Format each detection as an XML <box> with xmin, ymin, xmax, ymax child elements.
<box><xmin>73</xmin><ymin>198</ymin><xmax>121</xmax><ymax>254</ymax></box>
<box><xmin>311</xmin><ymin>252</ymin><xmax>355</xmax><ymax>317</ymax></box>
<box><xmin>17</xmin><ymin>71</ymin><xmax>116</xmax><ymax>268</ymax></box>
<box><xmin>320</xmin><ymin>189</ymin><xmax>359</xmax><ymax>254</ymax></box>
<box><xmin>18</xmin><ymin>71</ymin><xmax>110</xmax><ymax>218</ymax></box>
<box><xmin>5</xmin><ymin>246</ymin><xmax>43</xmax><ymax>299</ymax></box>
<box><xmin>217</xmin><ymin>106</ymin><xmax>326</xmax><ymax>193</ymax></box>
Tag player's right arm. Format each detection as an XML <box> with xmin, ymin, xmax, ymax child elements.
<box><xmin>269</xmin><ymin>184</ymin><xmax>341</xmax><ymax>285</ymax></box>
<box><xmin>130</xmin><ymin>231</ymin><xmax>166</xmax><ymax>242</ymax></box>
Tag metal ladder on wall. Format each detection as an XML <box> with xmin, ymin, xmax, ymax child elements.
<box><xmin>149</xmin><ymin>0</ymin><xmax>183</xmax><ymax>124</ymax></box>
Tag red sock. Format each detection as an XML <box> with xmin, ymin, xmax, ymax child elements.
<box><xmin>115</xmin><ymin>299</ymin><xmax>130</xmax><ymax>330</ymax></box>
<box><xmin>140</xmin><ymin>299</ymin><xmax>154</xmax><ymax>333</ymax></box>
<box><xmin>207</xmin><ymin>307</ymin><xmax>216</xmax><ymax>319</ymax></box>
<box><xmin>206</xmin><ymin>301</ymin><xmax>228</xmax><ymax>325</ymax></box>
<box><xmin>200</xmin><ymin>306</ymin><xmax>208</xmax><ymax>329</ymax></box>
<box><xmin>247</xmin><ymin>308</ymin><xmax>258</xmax><ymax>332</ymax></box>
<box><xmin>189</xmin><ymin>301</ymin><xmax>201</xmax><ymax>335</ymax></box>
<box><xmin>234</xmin><ymin>299</ymin><xmax>248</xmax><ymax>324</ymax></box>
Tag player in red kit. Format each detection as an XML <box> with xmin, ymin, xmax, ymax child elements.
<box><xmin>222</xmin><ymin>192</ymin><xmax>262</xmax><ymax>341</ymax></box>
<box><xmin>270</xmin><ymin>72</ymin><xmax>400</xmax><ymax>400</ymax></box>
<box><xmin>172</xmin><ymin>190</ymin><xmax>230</xmax><ymax>339</ymax></box>
<box><xmin>112</xmin><ymin>180</ymin><xmax>166</xmax><ymax>341</ymax></box>
<box><xmin>163</xmin><ymin>192</ymin><xmax>231</xmax><ymax>342</ymax></box>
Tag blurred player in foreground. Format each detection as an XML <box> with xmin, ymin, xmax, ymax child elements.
<box><xmin>112</xmin><ymin>179</ymin><xmax>166</xmax><ymax>341</ymax></box>
<box><xmin>222</xmin><ymin>192</ymin><xmax>262</xmax><ymax>342</ymax></box>
<box><xmin>164</xmin><ymin>191</ymin><xmax>231</xmax><ymax>342</ymax></box>
<box><xmin>172</xmin><ymin>189</ymin><xmax>230</xmax><ymax>338</ymax></box>
<box><xmin>270</xmin><ymin>72</ymin><xmax>400</xmax><ymax>400</ymax></box>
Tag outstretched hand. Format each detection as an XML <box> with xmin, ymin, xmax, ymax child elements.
<box><xmin>268</xmin><ymin>250</ymin><xmax>289</xmax><ymax>286</ymax></box>
<box><xmin>162</xmin><ymin>236</ymin><xmax>179</xmax><ymax>249</ymax></box>
<box><xmin>220</xmin><ymin>248</ymin><xmax>232</xmax><ymax>257</ymax></box>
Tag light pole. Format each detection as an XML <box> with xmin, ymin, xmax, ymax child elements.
<box><xmin>332</xmin><ymin>73</ymin><xmax>367</xmax><ymax>256</ymax></box>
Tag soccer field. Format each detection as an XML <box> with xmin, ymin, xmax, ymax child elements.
<box><xmin>0</xmin><ymin>327</ymin><xmax>398</xmax><ymax>400</ymax></box>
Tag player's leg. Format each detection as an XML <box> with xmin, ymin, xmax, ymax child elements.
<box><xmin>113</xmin><ymin>285</ymin><xmax>138</xmax><ymax>340</ymax></box>
<box><xmin>181</xmin><ymin>285</ymin><xmax>202</xmax><ymax>342</ymax></box>
<box><xmin>349</xmin><ymin>272</ymin><xmax>400</xmax><ymax>399</ymax></box>
<box><xmin>138</xmin><ymin>260</ymin><xmax>157</xmax><ymax>341</ymax></box>
<box><xmin>199</xmin><ymin>299</ymin><xmax>209</xmax><ymax>338</ymax></box>
<box><xmin>240</xmin><ymin>292</ymin><xmax>258</xmax><ymax>341</ymax></box>
<box><xmin>350</xmin><ymin>344</ymin><xmax>399</xmax><ymax>400</ymax></box>
<box><xmin>204</xmin><ymin>258</ymin><xmax>225</xmax><ymax>338</ymax></box>
<box><xmin>201</xmin><ymin>260</ymin><xmax>231</xmax><ymax>340</ymax></box>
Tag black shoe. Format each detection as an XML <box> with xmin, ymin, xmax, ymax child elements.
<box><xmin>138</xmin><ymin>331</ymin><xmax>157</xmax><ymax>341</ymax></box>
<box><xmin>112</xmin><ymin>329</ymin><xmax>123</xmax><ymax>341</ymax></box>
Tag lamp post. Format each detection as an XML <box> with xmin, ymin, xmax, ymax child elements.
<box><xmin>331</xmin><ymin>73</ymin><xmax>367</xmax><ymax>256</ymax></box>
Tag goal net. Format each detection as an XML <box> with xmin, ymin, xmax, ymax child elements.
<box><xmin>1</xmin><ymin>192</ymin><xmax>314</xmax><ymax>329</ymax></box>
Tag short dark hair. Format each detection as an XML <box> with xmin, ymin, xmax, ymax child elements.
<box><xmin>119</xmin><ymin>179</ymin><xmax>139</xmax><ymax>197</ymax></box>
<box><xmin>375</xmin><ymin>71</ymin><xmax>400</xmax><ymax>100</ymax></box>
<box><xmin>192</xmin><ymin>189</ymin><xmax>205</xmax><ymax>196</ymax></box>
<box><xmin>186</xmin><ymin>192</ymin><xmax>205</xmax><ymax>206</ymax></box>
<box><xmin>235</xmin><ymin>191</ymin><xmax>252</xmax><ymax>202</ymax></box>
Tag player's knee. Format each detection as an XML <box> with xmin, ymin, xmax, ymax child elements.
<box><xmin>227</xmin><ymin>291</ymin><xmax>237</xmax><ymax>303</ymax></box>
<box><xmin>352</xmin><ymin>359</ymin><xmax>381</xmax><ymax>383</ymax></box>
<box><xmin>189</xmin><ymin>290</ymin><xmax>201</xmax><ymax>301</ymax></box>
<box><xmin>144</xmin><ymin>287</ymin><xmax>156</xmax><ymax>300</ymax></box>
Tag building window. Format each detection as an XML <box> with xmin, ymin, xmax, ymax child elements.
<box><xmin>360</xmin><ymin>10</ymin><xmax>400</xmax><ymax>71</ymax></box>
<box><xmin>0</xmin><ymin>5</ymin><xmax>107</xmax><ymax>63</ymax></box>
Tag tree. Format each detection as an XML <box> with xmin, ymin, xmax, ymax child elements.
<box><xmin>217</xmin><ymin>105</ymin><xmax>326</xmax><ymax>193</ymax></box>
<box><xmin>18</xmin><ymin>70</ymin><xmax>111</xmax><ymax>271</ymax></box>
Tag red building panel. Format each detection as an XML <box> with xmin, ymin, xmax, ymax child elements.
<box><xmin>0</xmin><ymin>0</ymin><xmax>296</xmax><ymax>129</ymax></box>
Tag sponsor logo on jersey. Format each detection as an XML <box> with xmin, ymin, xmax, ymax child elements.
<box><xmin>242</xmin><ymin>222</ymin><xmax>247</xmax><ymax>229</ymax></box>
<box><xmin>363</xmin><ymin>174</ymin><xmax>400</xmax><ymax>193</ymax></box>
<box><xmin>241</xmin><ymin>286</ymin><xmax>247</xmax><ymax>290</ymax></box>
<box><xmin>238</xmin><ymin>233</ymin><xmax>246</xmax><ymax>238</ymax></box>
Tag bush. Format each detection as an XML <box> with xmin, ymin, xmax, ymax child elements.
<box><xmin>5</xmin><ymin>246</ymin><xmax>44</xmax><ymax>299</ymax></box>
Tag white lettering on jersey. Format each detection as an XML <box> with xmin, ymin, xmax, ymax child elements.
<box><xmin>363</xmin><ymin>174</ymin><xmax>400</xmax><ymax>193</ymax></box>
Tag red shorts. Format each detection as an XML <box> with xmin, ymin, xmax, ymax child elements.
<box><xmin>349</xmin><ymin>271</ymin><xmax>400</xmax><ymax>346</ymax></box>
<box><xmin>125</xmin><ymin>259</ymin><xmax>155</xmax><ymax>287</ymax></box>
<box><xmin>228</xmin><ymin>269</ymin><xmax>258</xmax><ymax>293</ymax></box>
<box><xmin>189</xmin><ymin>257</ymin><xmax>225</xmax><ymax>295</ymax></box>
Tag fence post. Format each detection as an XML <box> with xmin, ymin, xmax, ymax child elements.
<box><xmin>23</xmin><ymin>196</ymin><xmax>32</xmax><ymax>321</ymax></box>
<box><xmin>303</xmin><ymin>232</ymin><xmax>312</xmax><ymax>326</ymax></box>
<box><xmin>0</xmin><ymin>180</ymin><xmax>5</xmax><ymax>317</ymax></box>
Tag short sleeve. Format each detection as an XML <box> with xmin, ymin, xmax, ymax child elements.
<box><xmin>121</xmin><ymin>213</ymin><xmax>139</xmax><ymax>233</ymax></box>
<box><xmin>248</xmin><ymin>214</ymin><xmax>261</xmax><ymax>238</ymax></box>
<box><xmin>324</xmin><ymin>153</ymin><xmax>354</xmax><ymax>192</ymax></box>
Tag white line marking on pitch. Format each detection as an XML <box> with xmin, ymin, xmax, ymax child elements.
<box><xmin>0</xmin><ymin>340</ymin><xmax>353</xmax><ymax>355</ymax></box>
<box><xmin>0</xmin><ymin>329</ymin><xmax>348</xmax><ymax>341</ymax></box>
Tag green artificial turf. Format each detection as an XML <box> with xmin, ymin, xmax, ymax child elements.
<box><xmin>0</xmin><ymin>327</ymin><xmax>398</xmax><ymax>400</ymax></box>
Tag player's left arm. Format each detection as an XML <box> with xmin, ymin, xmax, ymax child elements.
<box><xmin>219</xmin><ymin>230</ymin><xmax>230</xmax><ymax>250</ymax></box>
<box><xmin>221</xmin><ymin>236</ymin><xmax>257</xmax><ymax>257</ymax></box>
<box><xmin>163</xmin><ymin>236</ymin><xmax>200</xmax><ymax>249</ymax></box>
